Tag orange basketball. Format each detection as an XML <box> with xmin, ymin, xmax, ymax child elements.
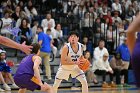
<box><xmin>78</xmin><ymin>56</ymin><xmax>91</xmax><ymax>72</ymax></box>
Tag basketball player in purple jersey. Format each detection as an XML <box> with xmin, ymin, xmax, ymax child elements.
<box><xmin>14</xmin><ymin>43</ymin><xmax>53</xmax><ymax>93</ymax></box>
<box><xmin>127</xmin><ymin>14</ymin><xmax>140</xmax><ymax>89</ymax></box>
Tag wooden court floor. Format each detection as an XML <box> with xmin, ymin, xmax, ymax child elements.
<box><xmin>4</xmin><ymin>87</ymin><xmax>140</xmax><ymax>93</ymax></box>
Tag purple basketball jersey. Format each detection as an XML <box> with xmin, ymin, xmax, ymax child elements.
<box><xmin>131</xmin><ymin>32</ymin><xmax>140</xmax><ymax>88</ymax></box>
<box><xmin>14</xmin><ymin>54</ymin><xmax>40</xmax><ymax>91</ymax></box>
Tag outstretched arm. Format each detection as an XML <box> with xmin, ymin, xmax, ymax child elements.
<box><xmin>127</xmin><ymin>14</ymin><xmax>140</xmax><ymax>54</ymax></box>
<box><xmin>0</xmin><ymin>36</ymin><xmax>32</xmax><ymax>54</ymax></box>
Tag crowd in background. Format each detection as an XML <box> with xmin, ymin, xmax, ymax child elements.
<box><xmin>0</xmin><ymin>0</ymin><xmax>138</xmax><ymax>89</ymax></box>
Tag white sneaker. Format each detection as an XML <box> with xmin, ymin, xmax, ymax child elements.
<box><xmin>0</xmin><ymin>88</ymin><xmax>5</xmax><ymax>92</ymax></box>
<box><xmin>3</xmin><ymin>84</ymin><xmax>11</xmax><ymax>91</ymax></box>
<box><xmin>12</xmin><ymin>83</ymin><xmax>19</xmax><ymax>88</ymax></box>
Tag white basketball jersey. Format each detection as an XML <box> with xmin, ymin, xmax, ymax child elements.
<box><xmin>67</xmin><ymin>42</ymin><xmax>83</xmax><ymax>62</ymax></box>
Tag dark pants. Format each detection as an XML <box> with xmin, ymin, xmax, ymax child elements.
<box><xmin>94</xmin><ymin>69</ymin><xmax>113</xmax><ymax>82</ymax></box>
<box><xmin>110</xmin><ymin>69</ymin><xmax>128</xmax><ymax>84</ymax></box>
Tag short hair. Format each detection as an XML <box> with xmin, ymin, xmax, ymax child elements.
<box><xmin>37</xmin><ymin>25</ymin><xmax>43</xmax><ymax>31</ymax></box>
<box><xmin>46</xmin><ymin>29</ymin><xmax>51</xmax><ymax>32</ymax></box>
<box><xmin>114</xmin><ymin>52</ymin><xmax>121</xmax><ymax>59</ymax></box>
<box><xmin>68</xmin><ymin>31</ymin><xmax>79</xmax><ymax>38</ymax></box>
<box><xmin>31</xmin><ymin>43</ymin><xmax>40</xmax><ymax>54</ymax></box>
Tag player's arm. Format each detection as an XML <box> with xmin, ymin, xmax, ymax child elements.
<box><xmin>32</xmin><ymin>56</ymin><xmax>43</xmax><ymax>86</ymax></box>
<box><xmin>0</xmin><ymin>36</ymin><xmax>32</xmax><ymax>54</ymax></box>
<box><xmin>127</xmin><ymin>15</ymin><xmax>140</xmax><ymax>54</ymax></box>
<box><xmin>61</xmin><ymin>45</ymin><xmax>77</xmax><ymax>65</ymax></box>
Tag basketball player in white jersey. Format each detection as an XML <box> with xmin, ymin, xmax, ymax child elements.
<box><xmin>53</xmin><ymin>31</ymin><xmax>88</xmax><ymax>93</ymax></box>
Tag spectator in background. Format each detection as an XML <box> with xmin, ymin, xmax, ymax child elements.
<box><xmin>93</xmin><ymin>40</ymin><xmax>109</xmax><ymax>61</ymax></box>
<box><xmin>24</xmin><ymin>0</ymin><xmax>38</xmax><ymax>23</ymax></box>
<box><xmin>37</xmin><ymin>26</ymin><xmax>52</xmax><ymax>80</ymax></box>
<box><xmin>17</xmin><ymin>1</ymin><xmax>24</xmax><ymax>11</ymax></box>
<box><xmin>132</xmin><ymin>1</ymin><xmax>140</xmax><ymax>13</ymax></box>
<box><xmin>94</xmin><ymin>27</ymin><xmax>103</xmax><ymax>47</ymax></box>
<box><xmin>73</xmin><ymin>2</ymin><xmax>86</xmax><ymax>20</ymax></box>
<box><xmin>11</xmin><ymin>6</ymin><xmax>21</xmax><ymax>22</ymax></box>
<box><xmin>0</xmin><ymin>49</ymin><xmax>19</xmax><ymax>91</ymax></box>
<box><xmin>18</xmin><ymin>18</ymin><xmax>33</xmax><ymax>45</ymax></box>
<box><xmin>92</xmin><ymin>53</ymin><xmax>116</xmax><ymax>88</ymax></box>
<box><xmin>116</xmin><ymin>38</ymin><xmax>130</xmax><ymax>69</ymax></box>
<box><xmin>88</xmin><ymin>6</ymin><xmax>97</xmax><ymax>20</ymax></box>
<box><xmin>112</xmin><ymin>11</ymin><xmax>122</xmax><ymax>24</ymax></box>
<box><xmin>82</xmin><ymin>12</ymin><xmax>93</xmax><ymax>39</ymax></box>
<box><xmin>46</xmin><ymin>29</ymin><xmax>57</xmax><ymax>58</ymax></box>
<box><xmin>44</xmin><ymin>22</ymin><xmax>56</xmax><ymax>34</ymax></box>
<box><xmin>41</xmin><ymin>13</ymin><xmax>55</xmax><ymax>29</ymax></box>
<box><xmin>0</xmin><ymin>50</ymin><xmax>11</xmax><ymax>91</ymax></box>
<box><xmin>110</xmin><ymin>53</ymin><xmax>129</xmax><ymax>87</ymax></box>
<box><xmin>82</xmin><ymin>36</ymin><xmax>94</xmax><ymax>57</ymax></box>
<box><xmin>119</xmin><ymin>32</ymin><xmax>126</xmax><ymax>46</ymax></box>
<box><xmin>103</xmin><ymin>10</ymin><xmax>113</xmax><ymax>25</ymax></box>
<box><xmin>51</xmin><ymin>23</ymin><xmax>63</xmax><ymax>49</ymax></box>
<box><xmin>54</xmin><ymin>24</ymin><xmax>64</xmax><ymax>49</ymax></box>
<box><xmin>1</xmin><ymin>10</ymin><xmax>12</xmax><ymax>35</ymax></box>
<box><xmin>116</xmin><ymin>37</ymin><xmax>130</xmax><ymax>87</ymax></box>
<box><xmin>101</xmin><ymin>17</ymin><xmax>109</xmax><ymax>34</ymax></box>
<box><xmin>93</xmin><ymin>17</ymin><xmax>101</xmax><ymax>32</ymax></box>
<box><xmin>16</xmin><ymin>11</ymin><xmax>28</xmax><ymax>28</ymax></box>
<box><xmin>82</xmin><ymin>12</ymin><xmax>94</xmax><ymax>28</ymax></box>
<box><xmin>85</xmin><ymin>51</ymin><xmax>98</xmax><ymax>84</ymax></box>
<box><xmin>100</xmin><ymin>4</ymin><xmax>108</xmax><ymax>16</ymax></box>
<box><xmin>112</xmin><ymin>0</ymin><xmax>122</xmax><ymax>14</ymax></box>
<box><xmin>107</xmin><ymin>25</ymin><xmax>115</xmax><ymax>54</ymax></box>
<box><xmin>126</xmin><ymin>5</ymin><xmax>135</xmax><ymax>19</ymax></box>
<box><xmin>123</xmin><ymin>0</ymin><xmax>132</xmax><ymax>12</ymax></box>
<box><xmin>32</xmin><ymin>20</ymin><xmax>39</xmax><ymax>43</ymax></box>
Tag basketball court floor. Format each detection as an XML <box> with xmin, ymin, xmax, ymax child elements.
<box><xmin>4</xmin><ymin>87</ymin><xmax>140</xmax><ymax>93</ymax></box>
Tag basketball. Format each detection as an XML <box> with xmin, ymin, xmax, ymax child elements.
<box><xmin>78</xmin><ymin>56</ymin><xmax>90</xmax><ymax>72</ymax></box>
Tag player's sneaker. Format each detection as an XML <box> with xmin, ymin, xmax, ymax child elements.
<box><xmin>0</xmin><ymin>88</ymin><xmax>5</xmax><ymax>92</ymax></box>
<box><xmin>3</xmin><ymin>84</ymin><xmax>11</xmax><ymax>91</ymax></box>
<box><xmin>12</xmin><ymin>83</ymin><xmax>19</xmax><ymax>88</ymax></box>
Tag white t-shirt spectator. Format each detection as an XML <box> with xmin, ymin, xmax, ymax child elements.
<box><xmin>112</xmin><ymin>2</ymin><xmax>122</xmax><ymax>14</ymax></box>
<box><xmin>92</xmin><ymin>58</ymin><xmax>112</xmax><ymax>72</ymax></box>
<box><xmin>94</xmin><ymin>47</ymin><xmax>109</xmax><ymax>61</ymax></box>
<box><xmin>41</xmin><ymin>19</ymin><xmax>55</xmax><ymax>29</ymax></box>
<box><xmin>112</xmin><ymin>16</ymin><xmax>122</xmax><ymax>23</ymax></box>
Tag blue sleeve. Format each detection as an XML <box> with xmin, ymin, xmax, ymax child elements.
<box><xmin>49</xmin><ymin>36</ymin><xmax>52</xmax><ymax>41</ymax></box>
<box><xmin>38</xmin><ymin>34</ymin><xmax>43</xmax><ymax>42</ymax></box>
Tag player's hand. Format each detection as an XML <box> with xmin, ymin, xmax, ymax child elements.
<box><xmin>41</xmin><ymin>82</ymin><xmax>51</xmax><ymax>91</ymax></box>
<box><xmin>40</xmin><ymin>83</ymin><xmax>49</xmax><ymax>91</ymax></box>
<box><xmin>75</xmin><ymin>56</ymin><xmax>85</xmax><ymax>66</ymax></box>
<box><xmin>78</xmin><ymin>56</ymin><xmax>86</xmax><ymax>64</ymax></box>
<box><xmin>20</xmin><ymin>41</ymin><xmax>32</xmax><ymax>55</ymax></box>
